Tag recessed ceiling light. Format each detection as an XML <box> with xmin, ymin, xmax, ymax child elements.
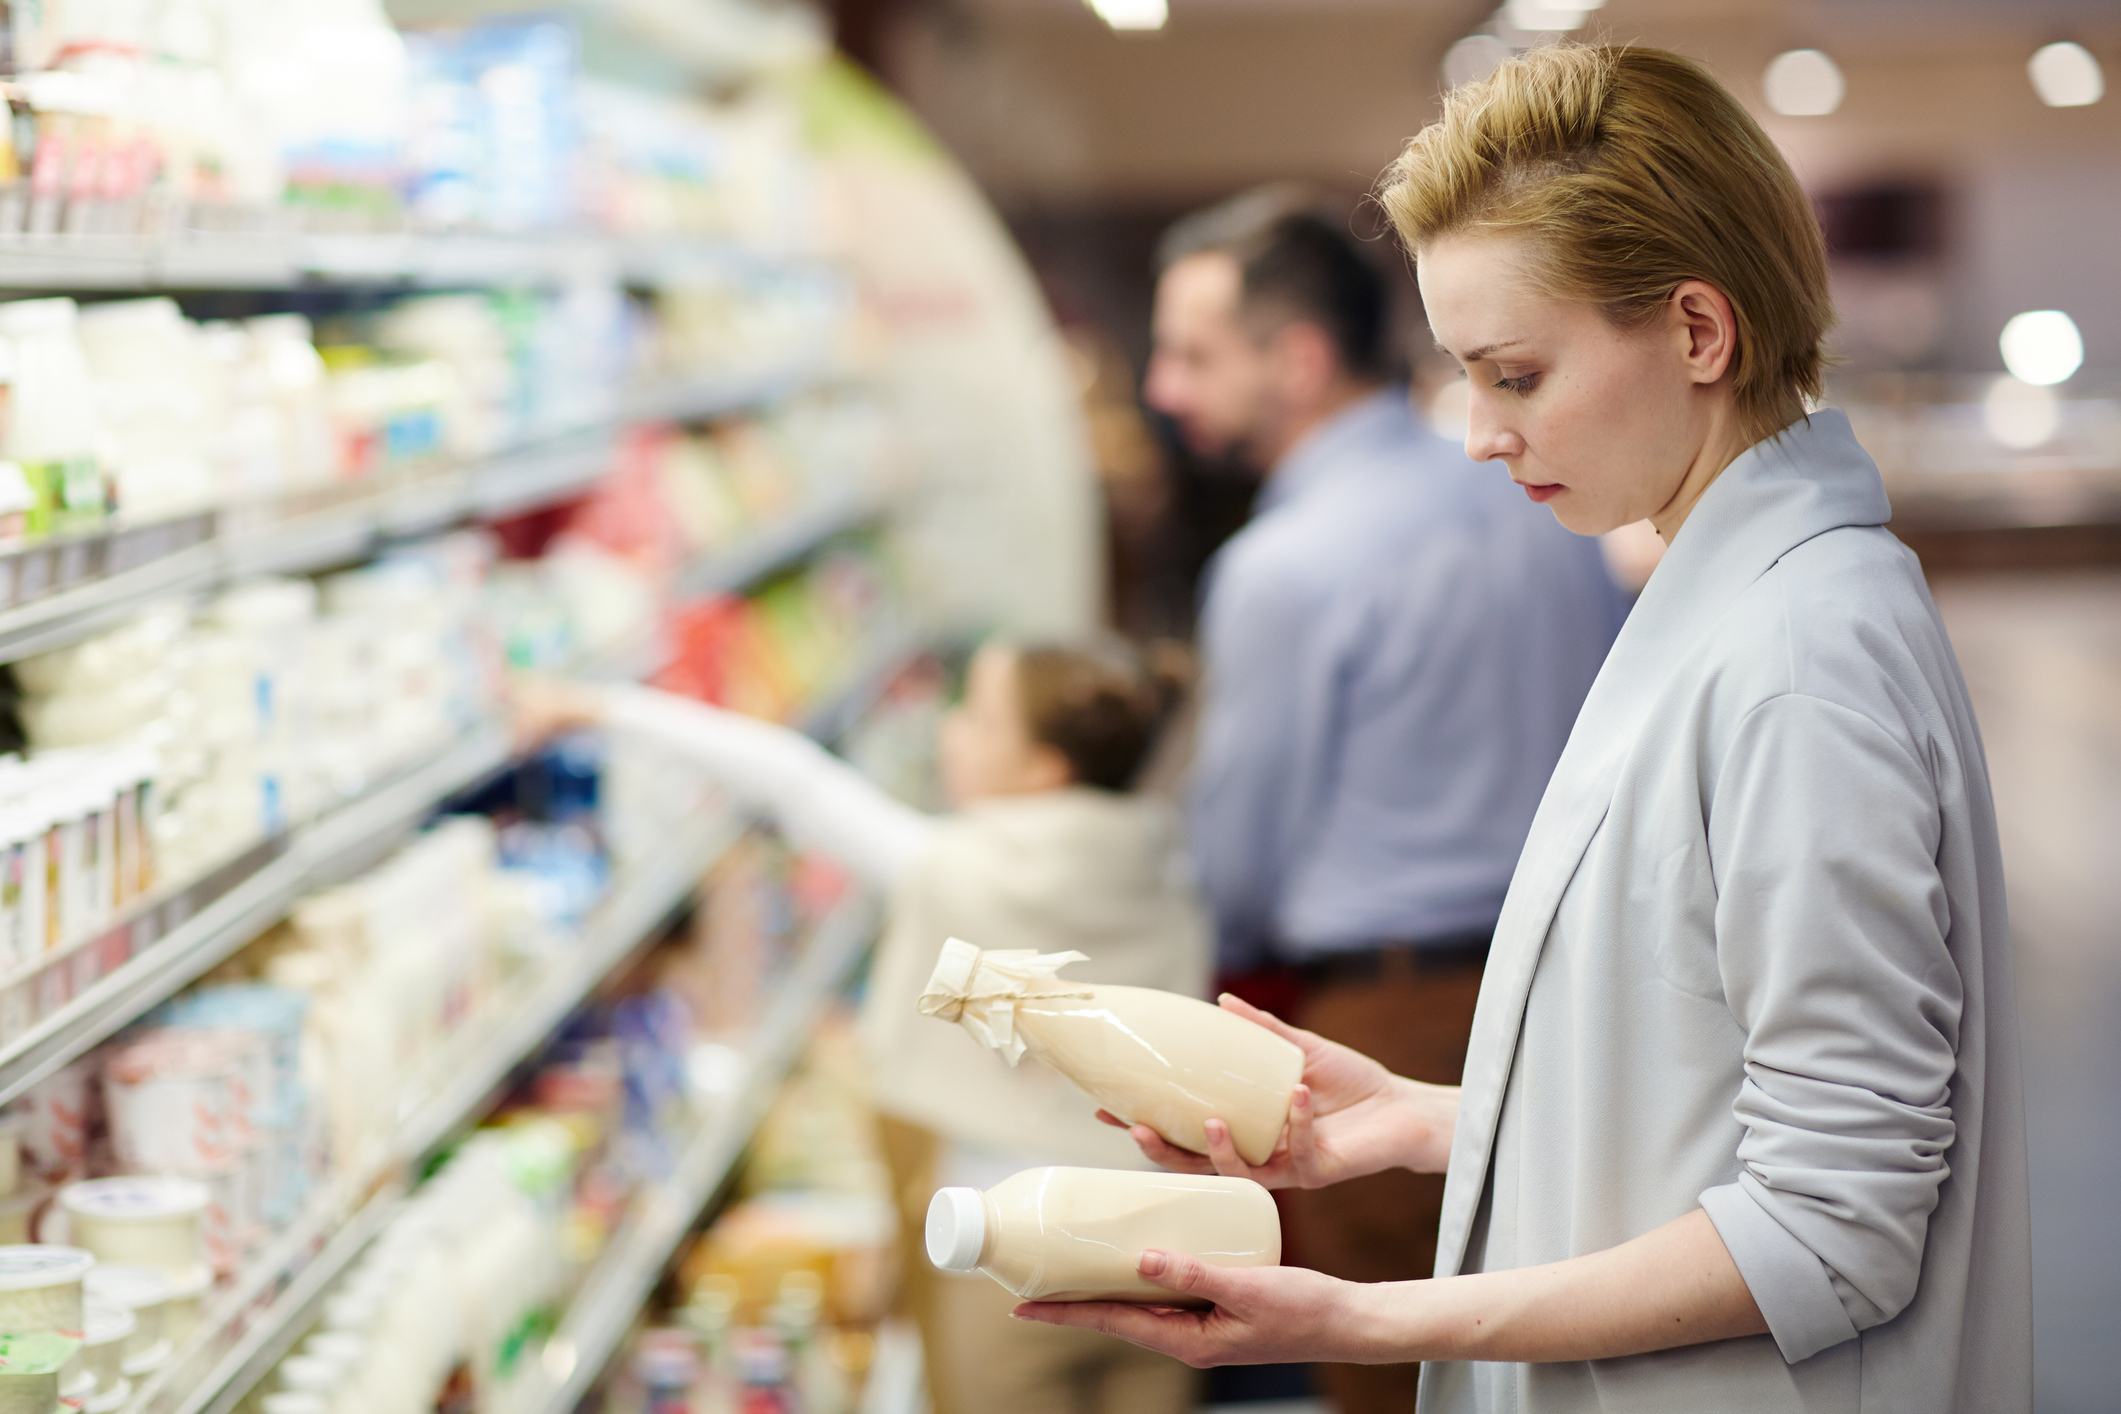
<box><xmin>1764</xmin><ymin>48</ymin><xmax>1845</xmax><ymax>116</ymax></box>
<box><xmin>1999</xmin><ymin>310</ymin><xmax>2084</xmax><ymax>386</ymax></box>
<box><xmin>1503</xmin><ymin>0</ymin><xmax>1604</xmax><ymax>34</ymax></box>
<box><xmin>1087</xmin><ymin>0</ymin><xmax>1166</xmax><ymax>31</ymax></box>
<box><xmin>2029</xmin><ymin>41</ymin><xmax>2104</xmax><ymax>108</ymax></box>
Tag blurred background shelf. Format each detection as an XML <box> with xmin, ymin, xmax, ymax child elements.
<box><xmin>516</xmin><ymin>887</ymin><xmax>881</xmax><ymax>1414</ymax></box>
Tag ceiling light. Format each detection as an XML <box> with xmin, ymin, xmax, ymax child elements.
<box><xmin>2029</xmin><ymin>41</ymin><xmax>2104</xmax><ymax>108</ymax></box>
<box><xmin>1087</xmin><ymin>0</ymin><xmax>1166</xmax><ymax>31</ymax></box>
<box><xmin>1999</xmin><ymin>310</ymin><xmax>2084</xmax><ymax>386</ymax></box>
<box><xmin>1982</xmin><ymin>376</ymin><xmax>2060</xmax><ymax>452</ymax></box>
<box><xmin>1504</xmin><ymin>0</ymin><xmax>1604</xmax><ymax>33</ymax></box>
<box><xmin>1764</xmin><ymin>48</ymin><xmax>1845</xmax><ymax>116</ymax></box>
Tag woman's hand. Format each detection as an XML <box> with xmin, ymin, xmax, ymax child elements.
<box><xmin>1014</xmin><ymin>1251</ymin><xmax>1392</xmax><ymax>1367</ymax></box>
<box><xmin>509</xmin><ymin>674</ymin><xmax>610</xmax><ymax>753</ymax></box>
<box><xmin>1096</xmin><ymin>993</ymin><xmax>1459</xmax><ymax>1187</ymax></box>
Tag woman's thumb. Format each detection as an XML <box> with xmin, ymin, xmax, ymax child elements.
<box><xmin>1137</xmin><ymin>1250</ymin><xmax>1238</xmax><ymax>1306</ymax></box>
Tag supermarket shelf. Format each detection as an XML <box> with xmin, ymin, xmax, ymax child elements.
<box><xmin>801</xmin><ymin>623</ymin><xmax>931</xmax><ymax>743</ymax></box>
<box><xmin>101</xmin><ymin>636</ymin><xmax>915</xmax><ymax>1414</ymax></box>
<box><xmin>0</xmin><ymin>723</ymin><xmax>513</xmax><ymax>1111</ymax></box>
<box><xmin>526</xmin><ymin>888</ymin><xmax>883</xmax><ymax>1414</ymax></box>
<box><xmin>0</xmin><ymin>232</ymin><xmax>820</xmax><ymax>293</ymax></box>
<box><xmin>0</xmin><ymin>362</ymin><xmax>833</xmax><ymax>666</ymax></box>
<box><xmin>145</xmin><ymin>809</ymin><xmax>747</xmax><ymax>1414</ymax></box>
<box><xmin>673</xmin><ymin>485</ymin><xmax>890</xmax><ymax>600</ymax></box>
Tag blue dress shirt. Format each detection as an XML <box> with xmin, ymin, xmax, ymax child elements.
<box><xmin>1189</xmin><ymin>390</ymin><xmax>1626</xmax><ymax>970</ymax></box>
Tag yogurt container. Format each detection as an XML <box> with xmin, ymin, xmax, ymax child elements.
<box><xmin>0</xmin><ymin>1247</ymin><xmax>93</xmax><ymax>1337</ymax></box>
<box><xmin>57</xmin><ymin>1177</ymin><xmax>209</xmax><ymax>1278</ymax></box>
<box><xmin>0</xmin><ymin>1330</ymin><xmax>79</xmax><ymax>1414</ymax></box>
<box><xmin>157</xmin><ymin>1267</ymin><xmax>210</xmax><ymax>1346</ymax></box>
<box><xmin>79</xmin><ymin>1266</ymin><xmax>168</xmax><ymax>1377</ymax></box>
<box><xmin>75</xmin><ymin>1303</ymin><xmax>130</xmax><ymax>1407</ymax></box>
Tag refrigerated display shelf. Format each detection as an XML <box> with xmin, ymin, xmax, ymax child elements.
<box><xmin>0</xmin><ymin>358</ymin><xmax>838</xmax><ymax>664</ymax></box>
<box><xmin>0</xmin><ymin>722</ymin><xmax>516</xmax><ymax>1111</ymax></box>
<box><xmin>0</xmin><ymin>232</ymin><xmax>819</xmax><ymax>293</ymax></box>
<box><xmin>144</xmin><ymin>633</ymin><xmax>926</xmax><ymax>1414</ymax></box>
<box><xmin>521</xmin><ymin>887</ymin><xmax>882</xmax><ymax>1414</ymax></box>
<box><xmin>672</xmin><ymin>484</ymin><xmax>890</xmax><ymax>601</ymax></box>
<box><xmin>139</xmin><ymin>808</ymin><xmax>749</xmax><ymax>1414</ymax></box>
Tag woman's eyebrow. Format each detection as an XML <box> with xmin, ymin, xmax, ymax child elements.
<box><xmin>1443</xmin><ymin>338</ymin><xmax>1529</xmax><ymax>362</ymax></box>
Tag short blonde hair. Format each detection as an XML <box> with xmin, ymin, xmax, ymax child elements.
<box><xmin>1380</xmin><ymin>45</ymin><xmax>1831</xmax><ymax>444</ymax></box>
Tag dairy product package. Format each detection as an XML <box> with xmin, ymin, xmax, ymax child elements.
<box><xmin>925</xmin><ymin>1166</ymin><xmax>1280</xmax><ymax>1305</ymax></box>
<box><xmin>918</xmin><ymin>938</ymin><xmax>1304</xmax><ymax>1165</ymax></box>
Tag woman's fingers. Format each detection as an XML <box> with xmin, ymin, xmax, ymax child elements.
<box><xmin>1217</xmin><ymin>993</ymin><xmax>1321</xmax><ymax>1051</ymax></box>
<box><xmin>1094</xmin><ymin>1108</ymin><xmax>1129</xmax><ymax>1130</ymax></box>
<box><xmin>1284</xmin><ymin>1084</ymin><xmax>1326</xmax><ymax>1186</ymax></box>
<box><xmin>1202</xmin><ymin>1118</ymin><xmax>1259</xmax><ymax>1181</ymax></box>
<box><xmin>1130</xmin><ymin>1123</ymin><xmax>1217</xmax><ymax>1175</ymax></box>
<box><xmin>1011</xmin><ymin>1299</ymin><xmax>1216</xmax><ymax>1364</ymax></box>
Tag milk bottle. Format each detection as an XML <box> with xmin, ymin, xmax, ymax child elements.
<box><xmin>918</xmin><ymin>938</ymin><xmax>1304</xmax><ymax>1165</ymax></box>
<box><xmin>926</xmin><ymin>1166</ymin><xmax>1280</xmax><ymax>1304</ymax></box>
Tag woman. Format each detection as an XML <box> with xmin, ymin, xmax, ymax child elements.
<box><xmin>519</xmin><ymin>638</ymin><xmax>1208</xmax><ymax>1414</ymax></box>
<box><xmin>1021</xmin><ymin>45</ymin><xmax>2031</xmax><ymax>1412</ymax></box>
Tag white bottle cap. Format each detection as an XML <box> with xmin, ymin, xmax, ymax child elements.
<box><xmin>925</xmin><ymin>1188</ymin><xmax>988</xmax><ymax>1273</ymax></box>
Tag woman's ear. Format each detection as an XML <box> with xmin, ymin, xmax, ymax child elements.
<box><xmin>1671</xmin><ymin>279</ymin><xmax>1741</xmax><ymax>387</ymax></box>
<box><xmin>1025</xmin><ymin>741</ymin><xmax>1076</xmax><ymax>793</ymax></box>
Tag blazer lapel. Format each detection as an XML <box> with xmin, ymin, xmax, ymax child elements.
<box><xmin>1432</xmin><ymin>410</ymin><xmax>1895</xmax><ymax>1278</ymax></box>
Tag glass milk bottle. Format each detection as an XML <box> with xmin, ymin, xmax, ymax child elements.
<box><xmin>926</xmin><ymin>1166</ymin><xmax>1281</xmax><ymax>1305</ymax></box>
<box><xmin>919</xmin><ymin>938</ymin><xmax>1304</xmax><ymax>1165</ymax></box>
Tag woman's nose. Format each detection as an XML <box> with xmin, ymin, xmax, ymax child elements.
<box><xmin>1463</xmin><ymin>393</ymin><xmax>1525</xmax><ymax>463</ymax></box>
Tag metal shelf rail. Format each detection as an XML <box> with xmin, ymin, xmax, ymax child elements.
<box><xmin>0</xmin><ymin>356</ymin><xmax>836</xmax><ymax>665</ymax></box>
<box><xmin>0</xmin><ymin>232</ymin><xmax>821</xmax><ymax>293</ymax></box>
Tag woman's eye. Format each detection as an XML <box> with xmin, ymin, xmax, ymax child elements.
<box><xmin>1494</xmin><ymin>372</ymin><xmax>1541</xmax><ymax>396</ymax></box>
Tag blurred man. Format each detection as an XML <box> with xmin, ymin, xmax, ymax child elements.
<box><xmin>1146</xmin><ymin>190</ymin><xmax>1626</xmax><ymax>1413</ymax></box>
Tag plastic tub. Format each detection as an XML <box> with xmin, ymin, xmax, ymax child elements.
<box><xmin>57</xmin><ymin>1177</ymin><xmax>209</xmax><ymax>1276</ymax></box>
<box><xmin>0</xmin><ymin>1246</ymin><xmax>93</xmax><ymax>1336</ymax></box>
<box><xmin>158</xmin><ymin>1267</ymin><xmax>211</xmax><ymax>1346</ymax></box>
<box><xmin>77</xmin><ymin>1302</ymin><xmax>132</xmax><ymax>1404</ymax></box>
<box><xmin>82</xmin><ymin>1265</ymin><xmax>171</xmax><ymax>1376</ymax></box>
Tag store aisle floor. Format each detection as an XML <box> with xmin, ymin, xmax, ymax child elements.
<box><xmin>1933</xmin><ymin>570</ymin><xmax>2121</xmax><ymax>1414</ymax></box>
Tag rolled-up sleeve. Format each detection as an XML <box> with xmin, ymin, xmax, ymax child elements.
<box><xmin>1701</xmin><ymin>692</ymin><xmax>1962</xmax><ymax>1363</ymax></box>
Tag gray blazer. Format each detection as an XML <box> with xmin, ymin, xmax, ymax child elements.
<box><xmin>1420</xmin><ymin>412</ymin><xmax>2032</xmax><ymax>1413</ymax></box>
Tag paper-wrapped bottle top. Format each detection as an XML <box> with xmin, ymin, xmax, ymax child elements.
<box><xmin>916</xmin><ymin>937</ymin><xmax>1092</xmax><ymax>1065</ymax></box>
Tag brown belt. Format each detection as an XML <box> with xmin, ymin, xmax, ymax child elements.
<box><xmin>1296</xmin><ymin>931</ymin><xmax>1492</xmax><ymax>988</ymax></box>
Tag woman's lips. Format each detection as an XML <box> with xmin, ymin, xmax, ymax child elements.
<box><xmin>1521</xmin><ymin>482</ymin><xmax>1563</xmax><ymax>504</ymax></box>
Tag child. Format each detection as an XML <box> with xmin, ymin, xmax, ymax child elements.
<box><xmin>516</xmin><ymin>639</ymin><xmax>1208</xmax><ymax>1414</ymax></box>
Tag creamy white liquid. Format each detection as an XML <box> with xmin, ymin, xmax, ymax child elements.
<box><xmin>961</xmin><ymin>1166</ymin><xmax>1280</xmax><ymax>1305</ymax></box>
<box><xmin>1011</xmin><ymin>985</ymin><xmax>1303</xmax><ymax>1166</ymax></box>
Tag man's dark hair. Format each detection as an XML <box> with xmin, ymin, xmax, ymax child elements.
<box><xmin>1158</xmin><ymin>187</ymin><xmax>1391</xmax><ymax>381</ymax></box>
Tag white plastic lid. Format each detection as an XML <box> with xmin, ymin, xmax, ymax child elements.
<box><xmin>0</xmin><ymin>1245</ymin><xmax>95</xmax><ymax>1290</ymax></box>
<box><xmin>0</xmin><ymin>298</ymin><xmax>78</xmax><ymax>336</ymax></box>
<box><xmin>60</xmin><ymin>1176</ymin><xmax>211</xmax><ymax>1220</ymax></box>
<box><xmin>260</xmin><ymin>1396</ymin><xmax>330</xmax><ymax>1414</ymax></box>
<box><xmin>85</xmin><ymin>1265</ymin><xmax>172</xmax><ymax>1312</ymax></box>
<box><xmin>276</xmin><ymin>1354</ymin><xmax>340</xmax><ymax>1392</ymax></box>
<box><xmin>158</xmin><ymin>1267</ymin><xmax>212</xmax><ymax>1302</ymax></box>
<box><xmin>924</xmin><ymin>1188</ymin><xmax>988</xmax><ymax>1273</ymax></box>
<box><xmin>303</xmin><ymin>1332</ymin><xmax>364</xmax><ymax>1365</ymax></box>
<box><xmin>83</xmin><ymin>1301</ymin><xmax>135</xmax><ymax>1346</ymax></box>
<box><xmin>86</xmin><ymin>1377</ymin><xmax>135</xmax><ymax>1413</ymax></box>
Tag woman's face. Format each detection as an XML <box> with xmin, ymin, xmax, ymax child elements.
<box><xmin>1418</xmin><ymin>231</ymin><xmax>1737</xmax><ymax>538</ymax></box>
<box><xmin>939</xmin><ymin>646</ymin><xmax>1071</xmax><ymax>807</ymax></box>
